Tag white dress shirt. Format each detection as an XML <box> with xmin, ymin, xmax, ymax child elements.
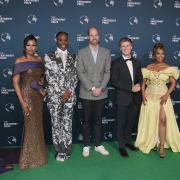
<box><xmin>122</xmin><ymin>55</ymin><xmax>134</xmax><ymax>84</ymax></box>
<box><xmin>90</xmin><ymin>45</ymin><xmax>99</xmax><ymax>63</ymax></box>
<box><xmin>57</xmin><ymin>47</ymin><xmax>67</xmax><ymax>70</ymax></box>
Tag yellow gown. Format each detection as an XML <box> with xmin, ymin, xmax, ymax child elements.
<box><xmin>135</xmin><ymin>66</ymin><xmax>180</xmax><ymax>153</ymax></box>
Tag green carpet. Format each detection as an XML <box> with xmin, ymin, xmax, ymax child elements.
<box><xmin>1</xmin><ymin>142</ymin><xmax>180</xmax><ymax>180</ymax></box>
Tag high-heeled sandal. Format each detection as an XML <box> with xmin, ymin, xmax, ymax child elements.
<box><xmin>153</xmin><ymin>144</ymin><xmax>158</xmax><ymax>151</ymax></box>
<box><xmin>159</xmin><ymin>144</ymin><xmax>165</xmax><ymax>158</ymax></box>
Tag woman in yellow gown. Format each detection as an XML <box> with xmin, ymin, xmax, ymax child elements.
<box><xmin>135</xmin><ymin>43</ymin><xmax>180</xmax><ymax>157</ymax></box>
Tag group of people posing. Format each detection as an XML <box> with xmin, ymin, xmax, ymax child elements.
<box><xmin>12</xmin><ymin>27</ymin><xmax>180</xmax><ymax>169</ymax></box>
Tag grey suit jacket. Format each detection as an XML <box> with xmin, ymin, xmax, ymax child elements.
<box><xmin>77</xmin><ymin>46</ymin><xmax>111</xmax><ymax>100</ymax></box>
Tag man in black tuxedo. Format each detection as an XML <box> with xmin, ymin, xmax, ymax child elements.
<box><xmin>111</xmin><ymin>37</ymin><xmax>142</xmax><ymax>158</ymax></box>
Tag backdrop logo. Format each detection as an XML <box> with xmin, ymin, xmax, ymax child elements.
<box><xmin>104</xmin><ymin>132</ymin><xmax>113</xmax><ymax>140</ymax></box>
<box><xmin>176</xmin><ymin>82</ymin><xmax>180</xmax><ymax>90</ymax></box>
<box><xmin>153</xmin><ymin>0</ymin><xmax>162</xmax><ymax>8</ymax></box>
<box><xmin>2</xmin><ymin>68</ymin><xmax>12</xmax><ymax>78</ymax></box>
<box><xmin>105</xmin><ymin>100</ymin><xmax>113</xmax><ymax>109</ymax></box>
<box><xmin>0</xmin><ymin>15</ymin><xmax>13</xmax><ymax>23</ymax></box>
<box><xmin>175</xmin><ymin>113</ymin><xmax>179</xmax><ymax>120</ymax></box>
<box><xmin>110</xmin><ymin>53</ymin><xmax>116</xmax><ymax>57</ymax></box>
<box><xmin>77</xmin><ymin>34</ymin><xmax>88</xmax><ymax>42</ymax></box>
<box><xmin>176</xmin><ymin>17</ymin><xmax>180</xmax><ymax>26</ymax></box>
<box><xmin>51</xmin><ymin>16</ymin><xmax>66</xmax><ymax>23</ymax></box>
<box><xmin>102</xmin><ymin>17</ymin><xmax>116</xmax><ymax>24</ymax></box>
<box><xmin>0</xmin><ymin>0</ymin><xmax>10</xmax><ymax>5</ymax></box>
<box><xmin>172</xmin><ymin>35</ymin><xmax>180</xmax><ymax>43</ymax></box>
<box><xmin>25</xmin><ymin>33</ymin><xmax>40</xmax><ymax>39</ymax></box>
<box><xmin>150</xmin><ymin>18</ymin><xmax>164</xmax><ymax>25</ymax></box>
<box><xmin>1</xmin><ymin>33</ymin><xmax>11</xmax><ymax>42</ymax></box>
<box><xmin>5</xmin><ymin>103</ymin><xmax>15</xmax><ymax>112</ymax></box>
<box><xmin>173</xmin><ymin>51</ymin><xmax>180</xmax><ymax>60</ymax></box>
<box><xmin>80</xmin><ymin>15</ymin><xmax>89</xmax><ymax>24</ymax></box>
<box><xmin>129</xmin><ymin>16</ymin><xmax>138</xmax><ymax>26</ymax></box>
<box><xmin>1</xmin><ymin>87</ymin><xmax>15</xmax><ymax>95</ymax></box>
<box><xmin>102</xmin><ymin>117</ymin><xmax>115</xmax><ymax>124</ymax></box>
<box><xmin>152</xmin><ymin>34</ymin><xmax>160</xmax><ymax>43</ymax></box>
<box><xmin>53</xmin><ymin>0</ymin><xmax>63</xmax><ymax>6</ymax></box>
<box><xmin>127</xmin><ymin>0</ymin><xmax>141</xmax><ymax>7</ymax></box>
<box><xmin>7</xmin><ymin>136</ymin><xmax>17</xmax><ymax>145</ymax></box>
<box><xmin>149</xmin><ymin>51</ymin><xmax>153</xmax><ymax>59</ymax></box>
<box><xmin>4</xmin><ymin>121</ymin><xmax>18</xmax><ymax>128</ymax></box>
<box><xmin>107</xmin><ymin>87</ymin><xmax>115</xmax><ymax>90</ymax></box>
<box><xmin>0</xmin><ymin>52</ymin><xmax>14</xmax><ymax>60</ymax></box>
<box><xmin>132</xmin><ymin>51</ymin><xmax>138</xmax><ymax>58</ymax></box>
<box><xmin>104</xmin><ymin>33</ymin><xmax>114</xmax><ymax>43</ymax></box>
<box><xmin>24</xmin><ymin>0</ymin><xmax>39</xmax><ymax>4</ymax></box>
<box><xmin>172</xmin><ymin>100</ymin><xmax>180</xmax><ymax>106</ymax></box>
<box><xmin>174</xmin><ymin>0</ymin><xmax>180</xmax><ymax>8</ymax></box>
<box><xmin>105</xmin><ymin>0</ymin><xmax>115</xmax><ymax>7</ymax></box>
<box><xmin>127</xmin><ymin>35</ymin><xmax>140</xmax><ymax>41</ymax></box>
<box><xmin>77</xmin><ymin>101</ymin><xmax>82</xmax><ymax>109</ymax></box>
<box><xmin>77</xmin><ymin>0</ymin><xmax>92</xmax><ymax>6</ymax></box>
<box><xmin>27</xmin><ymin>14</ymin><xmax>38</xmax><ymax>24</ymax></box>
<box><xmin>78</xmin><ymin>133</ymin><xmax>83</xmax><ymax>141</ymax></box>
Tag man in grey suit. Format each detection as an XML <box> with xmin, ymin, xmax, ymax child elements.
<box><xmin>77</xmin><ymin>27</ymin><xmax>111</xmax><ymax>157</ymax></box>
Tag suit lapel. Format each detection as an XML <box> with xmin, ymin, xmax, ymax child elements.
<box><xmin>120</xmin><ymin>56</ymin><xmax>132</xmax><ymax>82</ymax></box>
<box><xmin>65</xmin><ymin>52</ymin><xmax>70</xmax><ymax>72</ymax></box>
<box><xmin>54</xmin><ymin>49</ymin><xmax>64</xmax><ymax>69</ymax></box>
<box><xmin>87</xmin><ymin>46</ymin><xmax>96</xmax><ymax>66</ymax></box>
<box><xmin>132</xmin><ymin>57</ymin><xmax>136</xmax><ymax>81</ymax></box>
<box><xmin>95</xmin><ymin>47</ymin><xmax>102</xmax><ymax>67</ymax></box>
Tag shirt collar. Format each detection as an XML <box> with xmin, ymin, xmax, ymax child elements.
<box><xmin>89</xmin><ymin>45</ymin><xmax>99</xmax><ymax>52</ymax></box>
<box><xmin>122</xmin><ymin>54</ymin><xmax>132</xmax><ymax>61</ymax></box>
<box><xmin>56</xmin><ymin>47</ymin><xmax>68</xmax><ymax>54</ymax></box>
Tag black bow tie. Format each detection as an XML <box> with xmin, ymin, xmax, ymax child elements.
<box><xmin>124</xmin><ymin>58</ymin><xmax>132</xmax><ymax>62</ymax></box>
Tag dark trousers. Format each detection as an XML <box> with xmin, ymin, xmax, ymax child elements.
<box><xmin>116</xmin><ymin>102</ymin><xmax>139</xmax><ymax>148</ymax></box>
<box><xmin>81</xmin><ymin>98</ymin><xmax>105</xmax><ymax>147</ymax></box>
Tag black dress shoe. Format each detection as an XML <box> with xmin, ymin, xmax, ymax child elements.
<box><xmin>126</xmin><ymin>143</ymin><xmax>137</xmax><ymax>151</ymax></box>
<box><xmin>119</xmin><ymin>148</ymin><xmax>129</xmax><ymax>158</ymax></box>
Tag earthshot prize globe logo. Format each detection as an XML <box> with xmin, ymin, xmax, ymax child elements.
<box><xmin>104</xmin><ymin>33</ymin><xmax>114</xmax><ymax>43</ymax></box>
<box><xmin>173</xmin><ymin>51</ymin><xmax>180</xmax><ymax>60</ymax></box>
<box><xmin>5</xmin><ymin>103</ymin><xmax>15</xmax><ymax>112</ymax></box>
<box><xmin>1</xmin><ymin>33</ymin><xmax>11</xmax><ymax>42</ymax></box>
<box><xmin>2</xmin><ymin>68</ymin><xmax>12</xmax><ymax>78</ymax></box>
<box><xmin>176</xmin><ymin>17</ymin><xmax>180</xmax><ymax>27</ymax></box>
<box><xmin>53</xmin><ymin>0</ymin><xmax>63</xmax><ymax>6</ymax></box>
<box><xmin>7</xmin><ymin>136</ymin><xmax>17</xmax><ymax>145</ymax></box>
<box><xmin>105</xmin><ymin>0</ymin><xmax>115</xmax><ymax>8</ymax></box>
<box><xmin>129</xmin><ymin>16</ymin><xmax>138</xmax><ymax>26</ymax></box>
<box><xmin>153</xmin><ymin>0</ymin><xmax>162</xmax><ymax>8</ymax></box>
<box><xmin>80</xmin><ymin>15</ymin><xmax>89</xmax><ymax>24</ymax></box>
<box><xmin>27</xmin><ymin>14</ymin><xmax>38</xmax><ymax>24</ymax></box>
<box><xmin>0</xmin><ymin>0</ymin><xmax>10</xmax><ymax>5</ymax></box>
<box><xmin>152</xmin><ymin>34</ymin><xmax>160</xmax><ymax>43</ymax></box>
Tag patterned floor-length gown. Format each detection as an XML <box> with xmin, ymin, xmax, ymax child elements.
<box><xmin>13</xmin><ymin>61</ymin><xmax>47</xmax><ymax>169</ymax></box>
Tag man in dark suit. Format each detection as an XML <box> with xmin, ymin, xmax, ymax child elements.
<box><xmin>111</xmin><ymin>37</ymin><xmax>142</xmax><ymax>158</ymax></box>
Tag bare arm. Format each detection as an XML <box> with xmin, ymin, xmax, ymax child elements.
<box><xmin>165</xmin><ymin>76</ymin><xmax>176</xmax><ymax>96</ymax></box>
<box><xmin>160</xmin><ymin>76</ymin><xmax>176</xmax><ymax>105</ymax></box>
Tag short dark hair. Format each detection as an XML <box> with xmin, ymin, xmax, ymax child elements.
<box><xmin>23</xmin><ymin>34</ymin><xmax>37</xmax><ymax>56</ymax></box>
<box><xmin>56</xmin><ymin>31</ymin><xmax>68</xmax><ymax>39</ymax></box>
<box><xmin>152</xmin><ymin>42</ymin><xmax>165</xmax><ymax>61</ymax></box>
<box><xmin>87</xmin><ymin>26</ymin><xmax>99</xmax><ymax>36</ymax></box>
<box><xmin>119</xmin><ymin>37</ymin><xmax>133</xmax><ymax>47</ymax></box>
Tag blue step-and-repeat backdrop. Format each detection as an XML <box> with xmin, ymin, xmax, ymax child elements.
<box><xmin>0</xmin><ymin>0</ymin><xmax>180</xmax><ymax>146</ymax></box>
